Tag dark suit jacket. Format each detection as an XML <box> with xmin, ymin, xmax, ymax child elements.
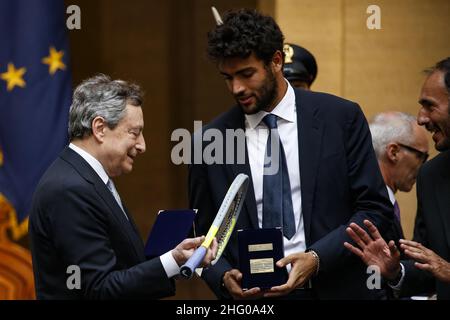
<box><xmin>400</xmin><ymin>150</ymin><xmax>450</xmax><ymax>299</ymax></box>
<box><xmin>382</xmin><ymin>196</ymin><xmax>406</xmax><ymax>300</ymax></box>
<box><xmin>189</xmin><ymin>88</ymin><xmax>395</xmax><ymax>299</ymax></box>
<box><xmin>29</xmin><ymin>147</ymin><xmax>175</xmax><ymax>299</ymax></box>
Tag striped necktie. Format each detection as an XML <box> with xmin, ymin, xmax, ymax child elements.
<box><xmin>262</xmin><ymin>113</ymin><xmax>296</xmax><ymax>239</ymax></box>
<box><xmin>106</xmin><ymin>179</ymin><xmax>128</xmax><ymax>220</ymax></box>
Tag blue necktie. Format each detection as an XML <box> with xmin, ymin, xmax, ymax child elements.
<box><xmin>393</xmin><ymin>200</ymin><xmax>400</xmax><ymax>221</ymax></box>
<box><xmin>262</xmin><ymin>114</ymin><xmax>296</xmax><ymax>239</ymax></box>
<box><xmin>393</xmin><ymin>200</ymin><xmax>405</xmax><ymax>238</ymax></box>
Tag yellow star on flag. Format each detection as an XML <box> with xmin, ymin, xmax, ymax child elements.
<box><xmin>42</xmin><ymin>46</ymin><xmax>66</xmax><ymax>75</ymax></box>
<box><xmin>1</xmin><ymin>63</ymin><xmax>26</xmax><ymax>91</ymax></box>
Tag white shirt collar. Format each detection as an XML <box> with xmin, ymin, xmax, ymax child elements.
<box><xmin>386</xmin><ymin>185</ymin><xmax>396</xmax><ymax>205</ymax></box>
<box><xmin>245</xmin><ymin>79</ymin><xmax>296</xmax><ymax>129</ymax></box>
<box><xmin>69</xmin><ymin>143</ymin><xmax>109</xmax><ymax>184</ymax></box>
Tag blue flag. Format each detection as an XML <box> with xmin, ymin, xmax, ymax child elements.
<box><xmin>0</xmin><ymin>0</ymin><xmax>72</xmax><ymax>239</ymax></box>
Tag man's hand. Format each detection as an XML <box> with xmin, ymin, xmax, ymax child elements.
<box><xmin>263</xmin><ymin>252</ymin><xmax>317</xmax><ymax>298</ymax></box>
<box><xmin>344</xmin><ymin>219</ymin><xmax>401</xmax><ymax>280</ymax></box>
<box><xmin>400</xmin><ymin>239</ymin><xmax>450</xmax><ymax>283</ymax></box>
<box><xmin>222</xmin><ymin>269</ymin><xmax>263</xmax><ymax>300</ymax></box>
<box><xmin>172</xmin><ymin>236</ymin><xmax>218</xmax><ymax>267</ymax></box>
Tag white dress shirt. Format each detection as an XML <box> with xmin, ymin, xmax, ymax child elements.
<box><xmin>386</xmin><ymin>185</ymin><xmax>396</xmax><ymax>205</ymax></box>
<box><xmin>68</xmin><ymin>143</ymin><xmax>180</xmax><ymax>278</ymax></box>
<box><xmin>244</xmin><ymin>81</ymin><xmax>306</xmax><ymax>268</ymax></box>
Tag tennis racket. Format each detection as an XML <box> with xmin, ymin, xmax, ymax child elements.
<box><xmin>180</xmin><ymin>173</ymin><xmax>249</xmax><ymax>279</ymax></box>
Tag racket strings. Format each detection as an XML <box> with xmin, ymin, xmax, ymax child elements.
<box><xmin>216</xmin><ymin>187</ymin><xmax>244</xmax><ymax>249</ymax></box>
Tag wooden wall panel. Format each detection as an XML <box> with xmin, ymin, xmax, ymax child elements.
<box><xmin>274</xmin><ymin>0</ymin><xmax>450</xmax><ymax>239</ymax></box>
<box><xmin>275</xmin><ymin>0</ymin><xmax>345</xmax><ymax>95</ymax></box>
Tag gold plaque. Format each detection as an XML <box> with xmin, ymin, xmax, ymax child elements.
<box><xmin>249</xmin><ymin>258</ymin><xmax>274</xmax><ymax>274</ymax></box>
<box><xmin>248</xmin><ymin>243</ymin><xmax>273</xmax><ymax>252</ymax></box>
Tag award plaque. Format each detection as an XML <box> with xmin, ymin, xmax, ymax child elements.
<box><xmin>238</xmin><ymin>227</ymin><xmax>288</xmax><ymax>290</ymax></box>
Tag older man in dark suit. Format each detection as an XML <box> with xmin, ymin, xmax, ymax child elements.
<box><xmin>29</xmin><ymin>74</ymin><xmax>216</xmax><ymax>299</ymax></box>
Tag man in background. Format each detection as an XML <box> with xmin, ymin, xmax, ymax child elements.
<box><xmin>369</xmin><ymin>111</ymin><xmax>429</xmax><ymax>238</ymax></box>
<box><xmin>282</xmin><ymin>43</ymin><xmax>317</xmax><ymax>90</ymax></box>
<box><xmin>345</xmin><ymin>57</ymin><xmax>450</xmax><ymax>299</ymax></box>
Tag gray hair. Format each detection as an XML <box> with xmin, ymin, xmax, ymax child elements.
<box><xmin>369</xmin><ymin>112</ymin><xmax>417</xmax><ymax>159</ymax></box>
<box><xmin>68</xmin><ymin>74</ymin><xmax>143</xmax><ymax>140</ymax></box>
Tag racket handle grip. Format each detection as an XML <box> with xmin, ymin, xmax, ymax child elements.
<box><xmin>180</xmin><ymin>246</ymin><xmax>207</xmax><ymax>279</ymax></box>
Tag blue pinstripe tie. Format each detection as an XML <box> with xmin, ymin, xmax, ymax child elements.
<box><xmin>393</xmin><ymin>201</ymin><xmax>400</xmax><ymax>221</ymax></box>
<box><xmin>262</xmin><ymin>114</ymin><xmax>296</xmax><ymax>239</ymax></box>
<box><xmin>107</xmin><ymin>179</ymin><xmax>129</xmax><ymax>220</ymax></box>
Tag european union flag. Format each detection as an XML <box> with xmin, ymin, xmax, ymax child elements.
<box><xmin>0</xmin><ymin>0</ymin><xmax>71</xmax><ymax>240</ymax></box>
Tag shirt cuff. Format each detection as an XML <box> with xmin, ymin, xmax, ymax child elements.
<box><xmin>160</xmin><ymin>250</ymin><xmax>180</xmax><ymax>278</ymax></box>
<box><xmin>388</xmin><ymin>263</ymin><xmax>405</xmax><ymax>291</ymax></box>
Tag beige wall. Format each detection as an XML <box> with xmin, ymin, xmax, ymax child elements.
<box><xmin>270</xmin><ymin>0</ymin><xmax>450</xmax><ymax>239</ymax></box>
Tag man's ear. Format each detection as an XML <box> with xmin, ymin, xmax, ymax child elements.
<box><xmin>91</xmin><ymin>116</ymin><xmax>106</xmax><ymax>142</ymax></box>
<box><xmin>386</xmin><ymin>143</ymin><xmax>400</xmax><ymax>163</ymax></box>
<box><xmin>271</xmin><ymin>50</ymin><xmax>283</xmax><ymax>73</ymax></box>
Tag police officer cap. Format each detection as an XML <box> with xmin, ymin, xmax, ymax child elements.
<box><xmin>283</xmin><ymin>43</ymin><xmax>318</xmax><ymax>86</ymax></box>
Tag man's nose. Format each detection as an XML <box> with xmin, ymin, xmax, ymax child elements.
<box><xmin>231</xmin><ymin>79</ymin><xmax>245</xmax><ymax>96</ymax></box>
<box><xmin>136</xmin><ymin>133</ymin><xmax>146</xmax><ymax>153</ymax></box>
<box><xmin>417</xmin><ymin>108</ymin><xmax>429</xmax><ymax>126</ymax></box>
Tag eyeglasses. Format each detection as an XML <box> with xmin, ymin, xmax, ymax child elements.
<box><xmin>397</xmin><ymin>143</ymin><xmax>429</xmax><ymax>163</ymax></box>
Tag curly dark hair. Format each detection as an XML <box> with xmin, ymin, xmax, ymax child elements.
<box><xmin>207</xmin><ymin>9</ymin><xmax>285</xmax><ymax>65</ymax></box>
<box><xmin>436</xmin><ymin>57</ymin><xmax>450</xmax><ymax>97</ymax></box>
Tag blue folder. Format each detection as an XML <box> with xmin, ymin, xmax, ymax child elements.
<box><xmin>144</xmin><ymin>209</ymin><xmax>196</xmax><ymax>258</ymax></box>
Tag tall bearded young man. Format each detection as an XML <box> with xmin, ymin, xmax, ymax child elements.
<box><xmin>189</xmin><ymin>9</ymin><xmax>394</xmax><ymax>300</ymax></box>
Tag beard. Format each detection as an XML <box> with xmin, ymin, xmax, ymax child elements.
<box><xmin>236</xmin><ymin>68</ymin><xmax>278</xmax><ymax>115</ymax></box>
<box><xmin>435</xmin><ymin>117</ymin><xmax>450</xmax><ymax>151</ymax></box>
<box><xmin>432</xmin><ymin>106</ymin><xmax>450</xmax><ymax>151</ymax></box>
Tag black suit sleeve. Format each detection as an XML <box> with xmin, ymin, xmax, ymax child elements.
<box><xmin>39</xmin><ymin>183</ymin><xmax>175</xmax><ymax>299</ymax></box>
<box><xmin>399</xmin><ymin>170</ymin><xmax>435</xmax><ymax>297</ymax></box>
<box><xmin>308</xmin><ymin>103</ymin><xmax>394</xmax><ymax>273</ymax></box>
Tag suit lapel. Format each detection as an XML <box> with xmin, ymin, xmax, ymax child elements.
<box><xmin>224</xmin><ymin>107</ymin><xmax>259</xmax><ymax>229</ymax></box>
<box><xmin>61</xmin><ymin>147</ymin><xmax>144</xmax><ymax>260</ymax></box>
<box><xmin>436</xmin><ymin>167</ymin><xmax>450</xmax><ymax>251</ymax></box>
<box><xmin>124</xmin><ymin>205</ymin><xmax>144</xmax><ymax>244</ymax></box>
<box><xmin>93</xmin><ymin>180</ymin><xmax>145</xmax><ymax>259</ymax></box>
<box><xmin>294</xmin><ymin>89</ymin><xmax>324</xmax><ymax>244</ymax></box>
<box><xmin>393</xmin><ymin>217</ymin><xmax>405</xmax><ymax>240</ymax></box>
<box><xmin>230</xmin><ymin>147</ymin><xmax>259</xmax><ymax>229</ymax></box>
